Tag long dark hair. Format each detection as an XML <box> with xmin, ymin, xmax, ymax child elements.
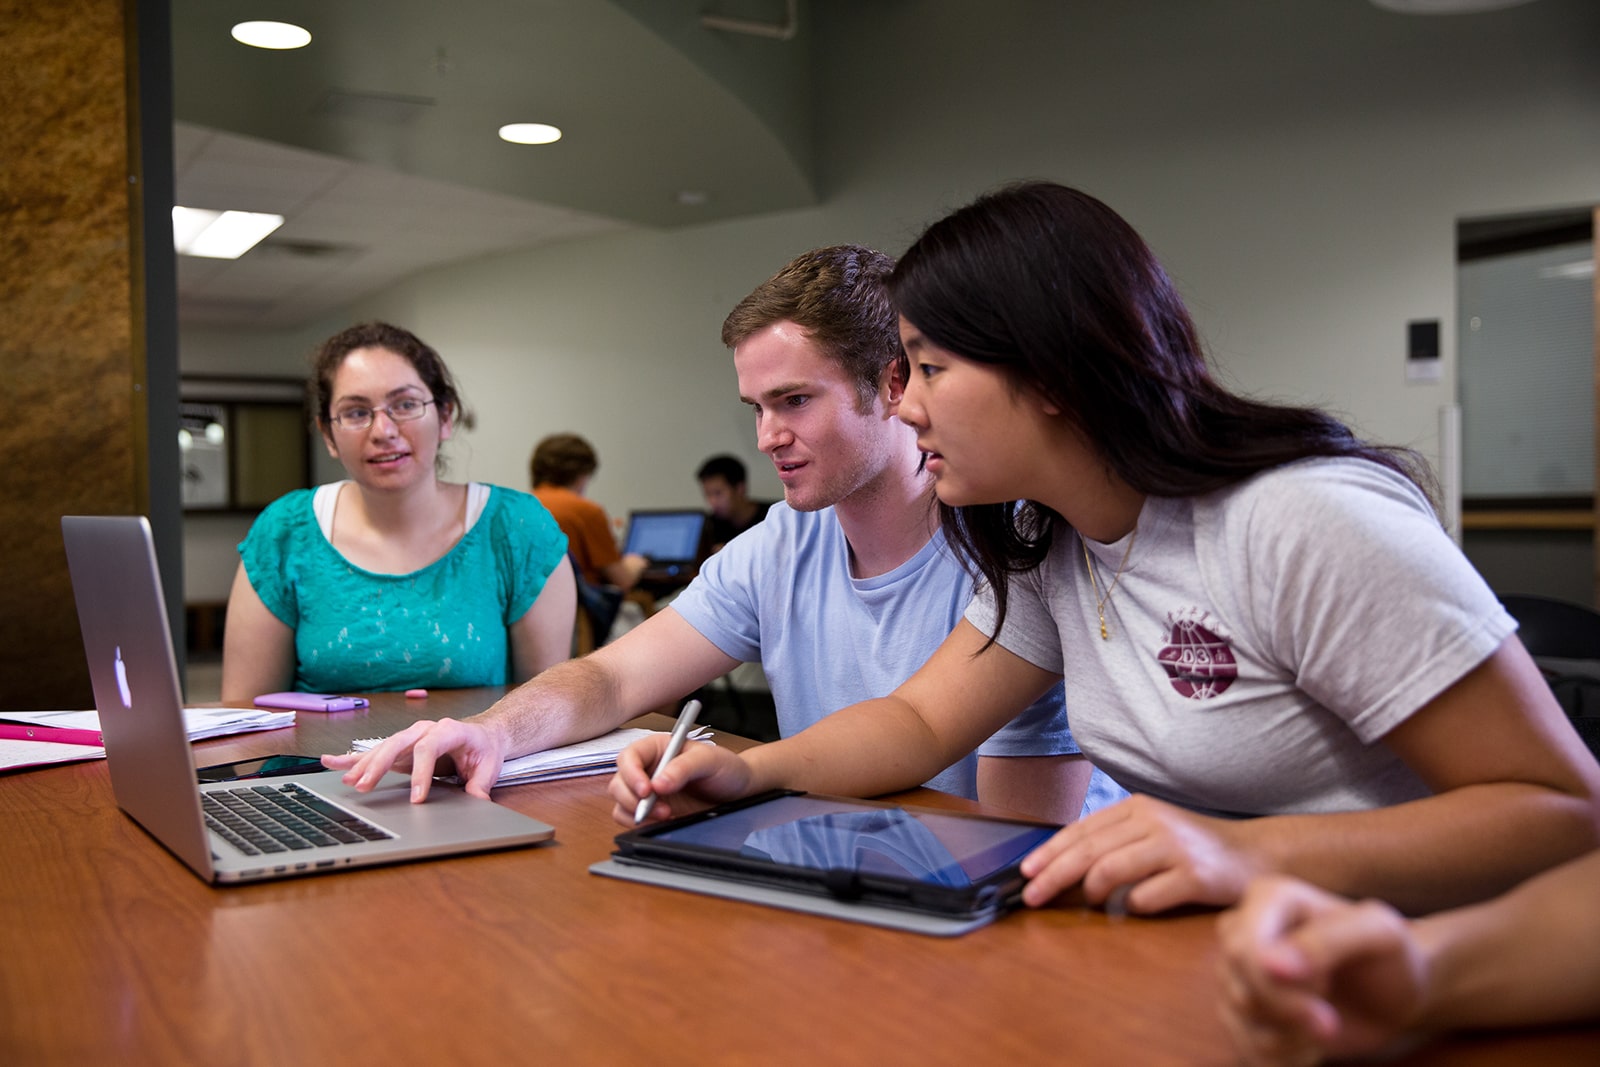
<box><xmin>888</xmin><ymin>181</ymin><xmax>1429</xmax><ymax>631</ymax></box>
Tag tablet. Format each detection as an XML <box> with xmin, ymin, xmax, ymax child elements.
<box><xmin>610</xmin><ymin>790</ymin><xmax>1059</xmax><ymax>920</ymax></box>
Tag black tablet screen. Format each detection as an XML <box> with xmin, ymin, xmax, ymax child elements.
<box><xmin>639</xmin><ymin>794</ymin><xmax>1056</xmax><ymax>887</ymax></box>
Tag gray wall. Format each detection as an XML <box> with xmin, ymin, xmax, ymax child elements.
<box><xmin>179</xmin><ymin>0</ymin><xmax>1600</xmax><ymax>604</ymax></box>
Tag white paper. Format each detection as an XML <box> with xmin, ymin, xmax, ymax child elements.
<box><xmin>0</xmin><ymin>738</ymin><xmax>105</xmax><ymax>771</ymax></box>
<box><xmin>0</xmin><ymin>706</ymin><xmax>296</xmax><ymax>773</ymax></box>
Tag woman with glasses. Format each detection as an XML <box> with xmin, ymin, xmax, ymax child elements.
<box><xmin>220</xmin><ymin>322</ymin><xmax>575</xmax><ymax>702</ymax></box>
<box><xmin>610</xmin><ymin>182</ymin><xmax>1600</xmax><ymax>919</ymax></box>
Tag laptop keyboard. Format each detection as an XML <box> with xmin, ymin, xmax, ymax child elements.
<box><xmin>203</xmin><ymin>782</ymin><xmax>393</xmax><ymax>856</ymax></box>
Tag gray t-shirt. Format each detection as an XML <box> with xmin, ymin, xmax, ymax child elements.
<box><xmin>966</xmin><ymin>458</ymin><xmax>1514</xmax><ymax>816</ymax></box>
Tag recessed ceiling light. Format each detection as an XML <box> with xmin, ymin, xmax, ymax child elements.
<box><xmin>231</xmin><ymin>21</ymin><xmax>312</xmax><ymax>50</ymax></box>
<box><xmin>498</xmin><ymin>123</ymin><xmax>562</xmax><ymax>145</ymax></box>
<box><xmin>172</xmin><ymin>206</ymin><xmax>284</xmax><ymax>259</ymax></box>
<box><xmin>676</xmin><ymin>190</ymin><xmax>710</xmax><ymax>207</ymax></box>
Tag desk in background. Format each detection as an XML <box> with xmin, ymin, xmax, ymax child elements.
<box><xmin>1</xmin><ymin>688</ymin><xmax>1596</xmax><ymax>1064</ymax></box>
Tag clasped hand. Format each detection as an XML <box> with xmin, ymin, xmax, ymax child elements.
<box><xmin>1018</xmin><ymin>794</ymin><xmax>1262</xmax><ymax>913</ymax></box>
<box><xmin>1216</xmin><ymin>876</ymin><xmax>1428</xmax><ymax>1066</ymax></box>
<box><xmin>321</xmin><ymin>717</ymin><xmax>508</xmax><ymax>803</ymax></box>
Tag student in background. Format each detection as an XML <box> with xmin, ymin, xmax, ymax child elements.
<box><xmin>531</xmin><ymin>433</ymin><xmax>648</xmax><ymax>593</ymax></box>
<box><xmin>221</xmin><ymin>322</ymin><xmax>574</xmax><ymax>703</ymax></box>
<box><xmin>695</xmin><ymin>454</ymin><xmax>771</xmax><ymax>556</ymax></box>
<box><xmin>328</xmin><ymin>245</ymin><xmax>1116</xmax><ymax>823</ymax></box>
<box><xmin>1217</xmin><ymin>853</ymin><xmax>1600</xmax><ymax>1065</ymax></box>
<box><xmin>608</xmin><ymin>182</ymin><xmax>1600</xmax><ymax>919</ymax></box>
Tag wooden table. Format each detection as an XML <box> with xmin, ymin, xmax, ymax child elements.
<box><xmin>2</xmin><ymin>688</ymin><xmax>1596</xmax><ymax>1065</ymax></box>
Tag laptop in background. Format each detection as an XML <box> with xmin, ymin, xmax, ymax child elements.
<box><xmin>60</xmin><ymin>515</ymin><xmax>554</xmax><ymax>885</ymax></box>
<box><xmin>622</xmin><ymin>509</ymin><xmax>707</xmax><ymax>578</ymax></box>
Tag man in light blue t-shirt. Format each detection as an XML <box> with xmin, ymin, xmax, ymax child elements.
<box><xmin>330</xmin><ymin>246</ymin><xmax>1118</xmax><ymax>821</ymax></box>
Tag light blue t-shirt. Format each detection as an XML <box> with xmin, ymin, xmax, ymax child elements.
<box><xmin>239</xmin><ymin>484</ymin><xmax>567</xmax><ymax>693</ymax></box>
<box><xmin>671</xmin><ymin>501</ymin><xmax>1121</xmax><ymax>811</ymax></box>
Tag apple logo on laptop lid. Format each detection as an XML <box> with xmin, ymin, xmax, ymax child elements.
<box><xmin>114</xmin><ymin>646</ymin><xmax>132</xmax><ymax>708</ymax></box>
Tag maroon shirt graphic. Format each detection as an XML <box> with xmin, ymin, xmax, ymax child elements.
<box><xmin>1157</xmin><ymin>612</ymin><xmax>1238</xmax><ymax>699</ymax></box>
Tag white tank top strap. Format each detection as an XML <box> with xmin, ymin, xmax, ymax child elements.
<box><xmin>465</xmin><ymin>482</ymin><xmax>490</xmax><ymax>531</ymax></box>
<box><xmin>313</xmin><ymin>480</ymin><xmax>487</xmax><ymax>541</ymax></box>
<box><xmin>312</xmin><ymin>481</ymin><xmax>349</xmax><ymax>541</ymax></box>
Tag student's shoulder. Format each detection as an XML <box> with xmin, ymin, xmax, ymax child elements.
<box><xmin>481</xmin><ymin>484</ymin><xmax>565</xmax><ymax>530</ymax></box>
<box><xmin>251</xmin><ymin>486</ymin><xmax>318</xmax><ymax>528</ymax></box>
<box><xmin>484</xmin><ymin>483</ymin><xmax>537</xmax><ymax>509</ymax></box>
<box><xmin>240</xmin><ymin>488</ymin><xmax>323</xmax><ymax>563</ymax></box>
<box><xmin>1217</xmin><ymin>457</ymin><xmax>1429</xmax><ymax>521</ymax></box>
<box><xmin>1200</xmin><ymin>459</ymin><xmax>1437</xmax><ymax>566</ymax></box>
<box><xmin>531</xmin><ymin>482</ymin><xmax>595</xmax><ymax>516</ymax></box>
<box><xmin>713</xmin><ymin>501</ymin><xmax>836</xmax><ymax>564</ymax></box>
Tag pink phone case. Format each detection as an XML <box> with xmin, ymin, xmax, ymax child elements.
<box><xmin>252</xmin><ymin>692</ymin><xmax>369</xmax><ymax>712</ymax></box>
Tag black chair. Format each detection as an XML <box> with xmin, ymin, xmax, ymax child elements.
<box><xmin>1499</xmin><ymin>594</ymin><xmax>1600</xmax><ymax>759</ymax></box>
<box><xmin>570</xmin><ymin>552</ymin><xmax>622</xmax><ymax>655</ymax></box>
<box><xmin>1499</xmin><ymin>594</ymin><xmax>1600</xmax><ymax>660</ymax></box>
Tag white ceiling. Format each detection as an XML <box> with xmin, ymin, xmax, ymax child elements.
<box><xmin>169</xmin><ymin>0</ymin><xmax>817</xmax><ymax>330</ymax></box>
<box><xmin>173</xmin><ymin>122</ymin><xmax>632</xmax><ymax>329</ymax></box>
<box><xmin>170</xmin><ymin>1</ymin><xmax>1564</xmax><ymax>331</ymax></box>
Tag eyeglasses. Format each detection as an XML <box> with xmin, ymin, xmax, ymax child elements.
<box><xmin>328</xmin><ymin>397</ymin><xmax>436</xmax><ymax>432</ymax></box>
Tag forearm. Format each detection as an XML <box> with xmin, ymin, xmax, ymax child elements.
<box><xmin>469</xmin><ymin>656</ymin><xmax>630</xmax><ymax>758</ymax></box>
<box><xmin>1243</xmin><ymin>783</ymin><xmax>1600</xmax><ymax>913</ymax></box>
<box><xmin>602</xmin><ymin>555</ymin><xmax>648</xmax><ymax>592</ymax></box>
<box><xmin>743</xmin><ymin>695</ymin><xmax>958</xmax><ymax>798</ymax></box>
<box><xmin>740</xmin><ymin>622</ymin><xmax>1063</xmax><ymax>802</ymax></box>
<box><xmin>472</xmin><ymin>610</ymin><xmax>732</xmax><ymax>758</ymax></box>
<box><xmin>977</xmin><ymin>754</ymin><xmax>1092</xmax><ymax>823</ymax></box>
<box><xmin>1413</xmin><ymin>849</ymin><xmax>1600</xmax><ymax>1031</ymax></box>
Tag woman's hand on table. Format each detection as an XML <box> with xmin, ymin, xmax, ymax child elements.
<box><xmin>1019</xmin><ymin>794</ymin><xmax>1261</xmax><ymax>913</ymax></box>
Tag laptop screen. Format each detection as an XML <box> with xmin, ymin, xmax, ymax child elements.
<box><xmin>623</xmin><ymin>510</ymin><xmax>706</xmax><ymax>562</ymax></box>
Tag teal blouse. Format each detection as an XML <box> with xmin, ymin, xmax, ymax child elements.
<box><xmin>239</xmin><ymin>484</ymin><xmax>567</xmax><ymax>693</ymax></box>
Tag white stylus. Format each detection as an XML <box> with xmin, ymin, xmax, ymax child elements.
<box><xmin>634</xmin><ymin>699</ymin><xmax>703</xmax><ymax>824</ymax></box>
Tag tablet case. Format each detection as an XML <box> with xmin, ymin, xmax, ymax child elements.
<box><xmin>589</xmin><ymin>858</ymin><xmax>999</xmax><ymax>937</ymax></box>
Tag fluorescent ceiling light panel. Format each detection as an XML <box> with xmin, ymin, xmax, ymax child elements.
<box><xmin>231</xmin><ymin>21</ymin><xmax>312</xmax><ymax>49</ymax></box>
<box><xmin>499</xmin><ymin>123</ymin><xmax>562</xmax><ymax>145</ymax></box>
<box><xmin>171</xmin><ymin>206</ymin><xmax>220</xmax><ymax>249</ymax></box>
<box><xmin>172</xmin><ymin>206</ymin><xmax>284</xmax><ymax>259</ymax></box>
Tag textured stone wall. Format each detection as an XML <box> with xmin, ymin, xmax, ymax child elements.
<box><xmin>0</xmin><ymin>0</ymin><xmax>141</xmax><ymax>709</ymax></box>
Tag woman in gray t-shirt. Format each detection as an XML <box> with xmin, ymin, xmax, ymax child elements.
<box><xmin>609</xmin><ymin>182</ymin><xmax>1600</xmax><ymax>921</ymax></box>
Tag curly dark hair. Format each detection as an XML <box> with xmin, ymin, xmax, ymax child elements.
<box><xmin>309</xmin><ymin>321</ymin><xmax>464</xmax><ymax>429</ymax></box>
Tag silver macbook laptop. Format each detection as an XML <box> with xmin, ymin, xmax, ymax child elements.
<box><xmin>61</xmin><ymin>514</ymin><xmax>554</xmax><ymax>885</ymax></box>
